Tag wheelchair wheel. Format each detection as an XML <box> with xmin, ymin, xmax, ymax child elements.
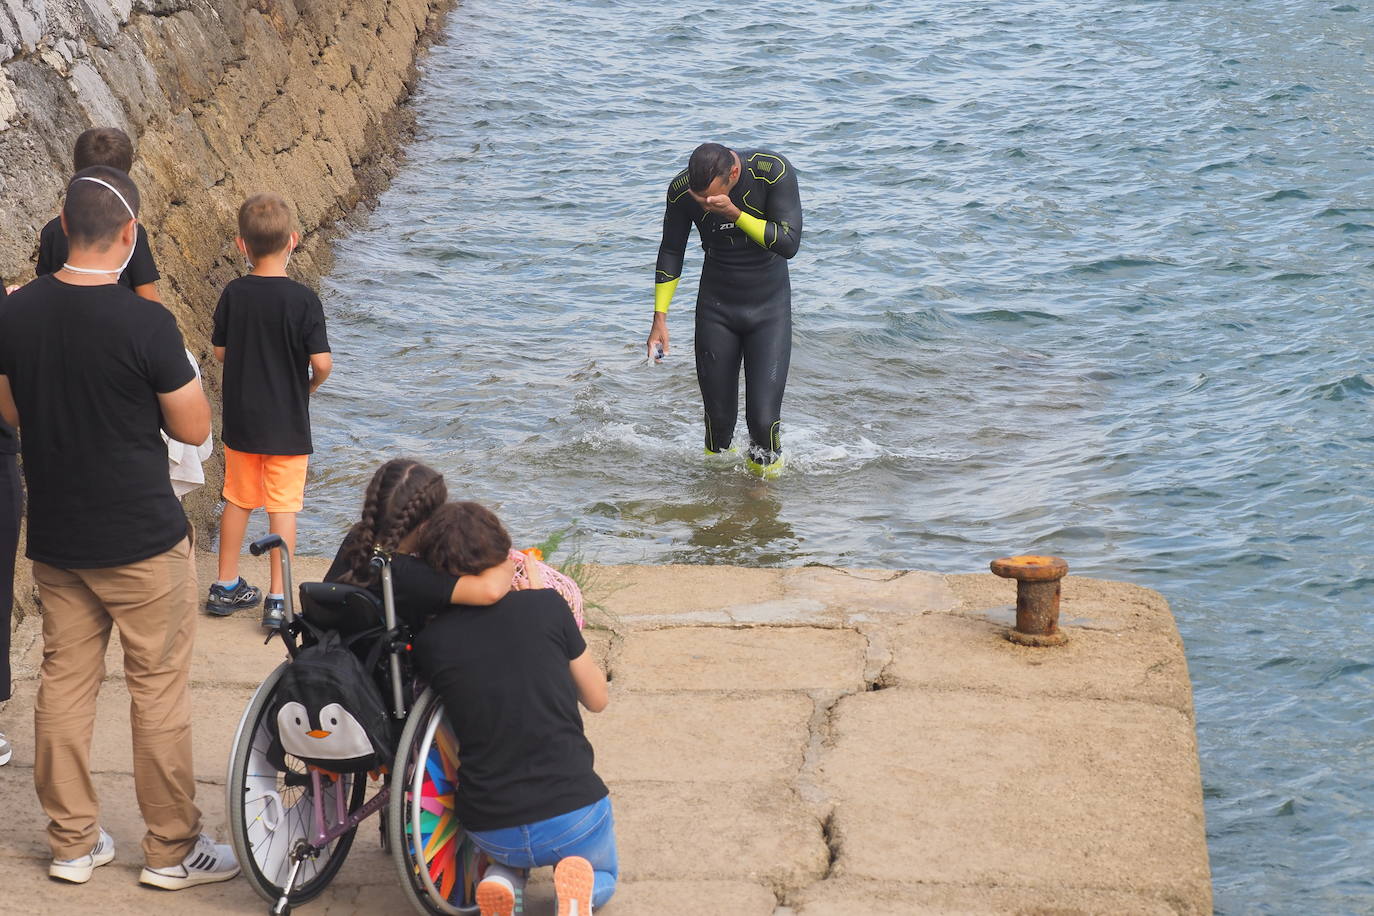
<box><xmin>388</xmin><ymin>686</ymin><xmax>483</xmax><ymax>915</ymax></box>
<box><xmin>227</xmin><ymin>661</ymin><xmax>368</xmax><ymax>906</ymax></box>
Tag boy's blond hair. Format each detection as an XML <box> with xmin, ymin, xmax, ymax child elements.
<box><xmin>237</xmin><ymin>193</ymin><xmax>293</xmax><ymax>260</ymax></box>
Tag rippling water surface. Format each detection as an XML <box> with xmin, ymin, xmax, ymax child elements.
<box><xmin>301</xmin><ymin>1</ymin><xmax>1374</xmax><ymax>910</ymax></box>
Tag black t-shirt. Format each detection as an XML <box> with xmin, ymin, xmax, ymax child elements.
<box><xmin>324</xmin><ymin>533</ymin><xmax>460</xmax><ymax>630</ymax></box>
<box><xmin>36</xmin><ymin>217</ymin><xmax>161</xmax><ymax>290</ymax></box>
<box><xmin>212</xmin><ymin>275</ymin><xmax>329</xmax><ymax>455</ymax></box>
<box><xmin>412</xmin><ymin>589</ymin><xmax>607</xmax><ymax>831</ymax></box>
<box><xmin>0</xmin><ymin>276</ymin><xmax>194</xmax><ymax>567</ymax></box>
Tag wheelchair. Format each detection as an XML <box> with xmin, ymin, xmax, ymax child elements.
<box><xmin>225</xmin><ymin>534</ymin><xmax>486</xmax><ymax>915</ymax></box>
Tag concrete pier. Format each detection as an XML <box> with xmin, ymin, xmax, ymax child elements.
<box><xmin>0</xmin><ymin>555</ymin><xmax>1212</xmax><ymax>914</ymax></box>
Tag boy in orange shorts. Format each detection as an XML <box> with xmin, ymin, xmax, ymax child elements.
<box><xmin>207</xmin><ymin>193</ymin><xmax>332</xmax><ymax>628</ymax></box>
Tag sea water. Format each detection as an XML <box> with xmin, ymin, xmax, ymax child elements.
<box><xmin>304</xmin><ymin>2</ymin><xmax>1374</xmax><ymax>910</ymax></box>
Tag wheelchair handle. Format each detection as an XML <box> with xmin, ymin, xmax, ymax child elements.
<box><xmin>250</xmin><ymin>534</ymin><xmax>285</xmax><ymax>556</ymax></box>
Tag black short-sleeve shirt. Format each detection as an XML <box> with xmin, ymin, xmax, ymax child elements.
<box><xmin>412</xmin><ymin>589</ymin><xmax>607</xmax><ymax>831</ymax></box>
<box><xmin>212</xmin><ymin>275</ymin><xmax>330</xmax><ymax>456</ymax></box>
<box><xmin>0</xmin><ymin>276</ymin><xmax>194</xmax><ymax>567</ymax></box>
<box><xmin>325</xmin><ymin>533</ymin><xmax>460</xmax><ymax>630</ymax></box>
<box><xmin>36</xmin><ymin>217</ymin><xmax>160</xmax><ymax>290</ymax></box>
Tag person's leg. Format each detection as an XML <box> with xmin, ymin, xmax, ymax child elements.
<box><xmin>216</xmin><ymin>446</ymin><xmax>265</xmax><ymax>583</ymax></box>
<box><xmin>466</xmin><ymin>824</ymin><xmax>535</xmax><ymax>915</ymax></box>
<box><xmin>0</xmin><ymin>452</ymin><xmax>21</xmax><ymax>707</ymax></box>
<box><xmin>741</xmin><ymin>302</ymin><xmax>792</xmax><ymax>471</ymax></box>
<box><xmin>262</xmin><ymin>455</ymin><xmax>308</xmax><ymax>597</ymax></box>
<box><xmin>694</xmin><ymin>306</ymin><xmax>744</xmax><ymax>454</ymax></box>
<box><xmin>209</xmin><ymin>447</ymin><xmax>263</xmax><ymax>614</ymax></box>
<box><xmin>30</xmin><ymin>562</ymin><xmax>115</xmax><ymax>860</ymax></box>
<box><xmin>83</xmin><ymin>537</ymin><xmax>203</xmax><ymax>868</ymax></box>
<box><xmin>526</xmin><ymin>798</ymin><xmax>618</xmax><ymax>909</ymax></box>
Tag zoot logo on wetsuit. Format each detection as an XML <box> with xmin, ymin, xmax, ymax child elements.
<box><xmin>649</xmin><ymin>143</ymin><xmax>803</xmax><ymax>474</ymax></box>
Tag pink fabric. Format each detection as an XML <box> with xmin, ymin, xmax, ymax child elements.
<box><xmin>510</xmin><ymin>549</ymin><xmax>584</xmax><ymax>629</ymax></box>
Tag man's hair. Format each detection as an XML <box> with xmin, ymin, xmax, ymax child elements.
<box><xmin>63</xmin><ymin>166</ymin><xmax>140</xmax><ymax>250</ymax></box>
<box><xmin>419</xmin><ymin>502</ymin><xmax>513</xmax><ymax>578</ymax></box>
<box><xmin>73</xmin><ymin>127</ymin><xmax>135</xmax><ymax>174</ymax></box>
<box><xmin>688</xmin><ymin>142</ymin><xmax>735</xmax><ymax>193</ymax></box>
<box><xmin>238</xmin><ymin>193</ymin><xmax>293</xmax><ymax>260</ymax></box>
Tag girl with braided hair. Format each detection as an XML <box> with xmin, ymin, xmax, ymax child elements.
<box><xmin>323</xmin><ymin>459</ymin><xmax>511</xmax><ymax>627</ymax></box>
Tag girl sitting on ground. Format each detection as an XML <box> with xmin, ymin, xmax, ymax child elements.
<box><xmin>415</xmin><ymin>501</ymin><xmax>615</xmax><ymax>916</ymax></box>
<box><xmin>324</xmin><ymin>459</ymin><xmax>511</xmax><ymax>625</ymax></box>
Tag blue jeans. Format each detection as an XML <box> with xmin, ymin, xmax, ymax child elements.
<box><xmin>467</xmin><ymin>796</ymin><xmax>618</xmax><ymax>908</ymax></box>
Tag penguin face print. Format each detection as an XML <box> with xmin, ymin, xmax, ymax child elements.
<box><xmin>277</xmin><ymin>701</ymin><xmax>375</xmax><ymax>762</ymax></box>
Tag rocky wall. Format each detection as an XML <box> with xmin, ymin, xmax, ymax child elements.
<box><xmin>0</xmin><ymin>0</ymin><xmax>450</xmax><ymax>612</ymax></box>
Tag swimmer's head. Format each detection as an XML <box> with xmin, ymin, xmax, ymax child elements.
<box><xmin>688</xmin><ymin>142</ymin><xmax>740</xmax><ymax>202</ymax></box>
<box><xmin>61</xmin><ymin>166</ymin><xmax>139</xmax><ymax>251</ymax></box>
<box><xmin>419</xmin><ymin>502</ymin><xmax>512</xmax><ymax>577</ymax></box>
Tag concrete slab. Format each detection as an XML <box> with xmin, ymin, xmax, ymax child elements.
<box><xmin>587</xmin><ymin>691</ymin><xmax>814</xmax><ymax>783</ymax></box>
<box><xmin>791</xmin><ymin>877</ymin><xmax>1190</xmax><ymax>915</ymax></box>
<box><xmin>593</xmin><ymin>565</ymin><xmax>784</xmax><ymax>619</ymax></box>
<box><xmin>614</xmin><ymin>626</ymin><xmax>868</xmax><ymax>692</ymax></box>
<box><xmin>5</xmin><ymin>679</ymin><xmax>259</xmax><ymax>785</ymax></box>
<box><xmin>605</xmin><ymin>880</ymin><xmax>778</xmax><ymax>914</ymax></box>
<box><xmin>818</xmin><ymin>689</ymin><xmax>1211</xmax><ymax>908</ymax></box>
<box><xmin>882</xmin><ymin>613</ymin><xmax>1194</xmax><ymax>713</ymax></box>
<box><xmin>610</xmin><ymin>779</ymin><xmax>828</xmax><ymax>888</ymax></box>
<box><xmin>783</xmin><ymin>567</ymin><xmax>958</xmax><ymax>617</ymax></box>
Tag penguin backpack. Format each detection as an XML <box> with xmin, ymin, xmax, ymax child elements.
<box><xmin>266</xmin><ymin>626</ymin><xmax>394</xmax><ymax>773</ymax></box>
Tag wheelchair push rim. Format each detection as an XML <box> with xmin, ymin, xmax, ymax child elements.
<box><xmin>390</xmin><ymin>686</ymin><xmax>483</xmax><ymax>915</ymax></box>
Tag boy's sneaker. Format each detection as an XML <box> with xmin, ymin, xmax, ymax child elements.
<box><xmin>138</xmin><ymin>833</ymin><xmax>239</xmax><ymax>890</ymax></box>
<box><xmin>205</xmin><ymin>577</ymin><xmax>261</xmax><ymax>617</ymax></box>
<box><xmin>0</xmin><ymin>732</ymin><xmax>11</xmax><ymax>766</ymax></box>
<box><xmin>476</xmin><ymin>862</ymin><xmax>526</xmax><ymax>916</ymax></box>
<box><xmin>554</xmin><ymin>856</ymin><xmax>594</xmax><ymax>916</ymax></box>
<box><xmin>261</xmin><ymin>596</ymin><xmax>285</xmax><ymax>630</ymax></box>
<box><xmin>49</xmin><ymin>828</ymin><xmax>115</xmax><ymax>884</ymax></box>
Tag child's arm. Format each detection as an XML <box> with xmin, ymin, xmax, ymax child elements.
<box><xmin>213</xmin><ymin>347</ymin><xmax>225</xmax><ymax>363</ymax></box>
<box><xmin>133</xmin><ymin>281</ymin><xmax>161</xmax><ymax>302</ymax></box>
<box><xmin>308</xmin><ymin>351</ymin><xmax>332</xmax><ymax>393</ymax></box>
<box><xmin>448</xmin><ymin>555</ymin><xmax>514</xmax><ymax>606</ymax></box>
<box><xmin>570</xmin><ymin>650</ymin><xmax>609</xmax><ymax>713</ymax></box>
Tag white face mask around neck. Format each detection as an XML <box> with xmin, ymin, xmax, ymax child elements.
<box><xmin>60</xmin><ymin>176</ymin><xmax>138</xmax><ymax>279</ymax></box>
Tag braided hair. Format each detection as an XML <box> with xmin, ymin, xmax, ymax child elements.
<box><xmin>336</xmin><ymin>459</ymin><xmax>447</xmax><ymax>586</ymax></box>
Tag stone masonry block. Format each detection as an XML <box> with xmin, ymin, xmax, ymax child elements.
<box><xmin>614</xmin><ymin>626</ymin><xmax>867</xmax><ymax>692</ymax></box>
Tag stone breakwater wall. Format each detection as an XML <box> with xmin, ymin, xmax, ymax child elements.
<box><xmin>0</xmin><ymin>0</ymin><xmax>448</xmax><ymax>569</ymax></box>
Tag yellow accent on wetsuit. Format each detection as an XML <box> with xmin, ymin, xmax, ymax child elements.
<box><xmin>654</xmin><ymin>277</ymin><xmax>679</xmax><ymax>314</ymax></box>
<box><xmin>734</xmin><ymin>211</ymin><xmax>768</xmax><ymax>249</ymax></box>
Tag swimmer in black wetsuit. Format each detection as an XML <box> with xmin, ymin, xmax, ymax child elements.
<box><xmin>646</xmin><ymin>142</ymin><xmax>803</xmax><ymax>476</ymax></box>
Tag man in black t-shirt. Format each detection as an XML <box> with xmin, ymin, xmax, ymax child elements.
<box><xmin>0</xmin><ymin>167</ymin><xmax>239</xmax><ymax>891</ymax></box>
<box><xmin>207</xmin><ymin>192</ymin><xmax>332</xmax><ymax>629</ymax></box>
<box><xmin>32</xmin><ymin>127</ymin><xmax>162</xmax><ymax>300</ymax></box>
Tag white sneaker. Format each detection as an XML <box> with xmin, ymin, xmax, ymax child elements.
<box><xmin>475</xmin><ymin>862</ymin><xmax>527</xmax><ymax>915</ymax></box>
<box><xmin>0</xmin><ymin>732</ymin><xmax>10</xmax><ymax>766</ymax></box>
<box><xmin>138</xmin><ymin>833</ymin><xmax>239</xmax><ymax>890</ymax></box>
<box><xmin>49</xmin><ymin>828</ymin><xmax>115</xmax><ymax>883</ymax></box>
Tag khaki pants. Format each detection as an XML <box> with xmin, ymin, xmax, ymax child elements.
<box><xmin>32</xmin><ymin>536</ymin><xmax>202</xmax><ymax>867</ymax></box>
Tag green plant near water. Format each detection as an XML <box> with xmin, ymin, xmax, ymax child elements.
<box><xmin>528</xmin><ymin>525</ymin><xmax>616</xmax><ymax>622</ymax></box>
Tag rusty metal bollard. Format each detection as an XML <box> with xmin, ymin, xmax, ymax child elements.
<box><xmin>990</xmin><ymin>555</ymin><xmax>1069</xmax><ymax>647</ymax></box>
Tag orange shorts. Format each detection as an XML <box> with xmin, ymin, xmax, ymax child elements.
<box><xmin>222</xmin><ymin>447</ymin><xmax>309</xmax><ymax>513</ymax></box>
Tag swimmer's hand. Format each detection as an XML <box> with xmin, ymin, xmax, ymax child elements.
<box><xmin>647</xmin><ymin>312</ymin><xmax>669</xmax><ymax>362</ymax></box>
<box><xmin>701</xmin><ymin>194</ymin><xmax>742</xmax><ymax>221</ymax></box>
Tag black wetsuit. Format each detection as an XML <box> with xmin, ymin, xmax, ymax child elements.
<box><xmin>655</xmin><ymin>149</ymin><xmax>802</xmax><ymax>465</ymax></box>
